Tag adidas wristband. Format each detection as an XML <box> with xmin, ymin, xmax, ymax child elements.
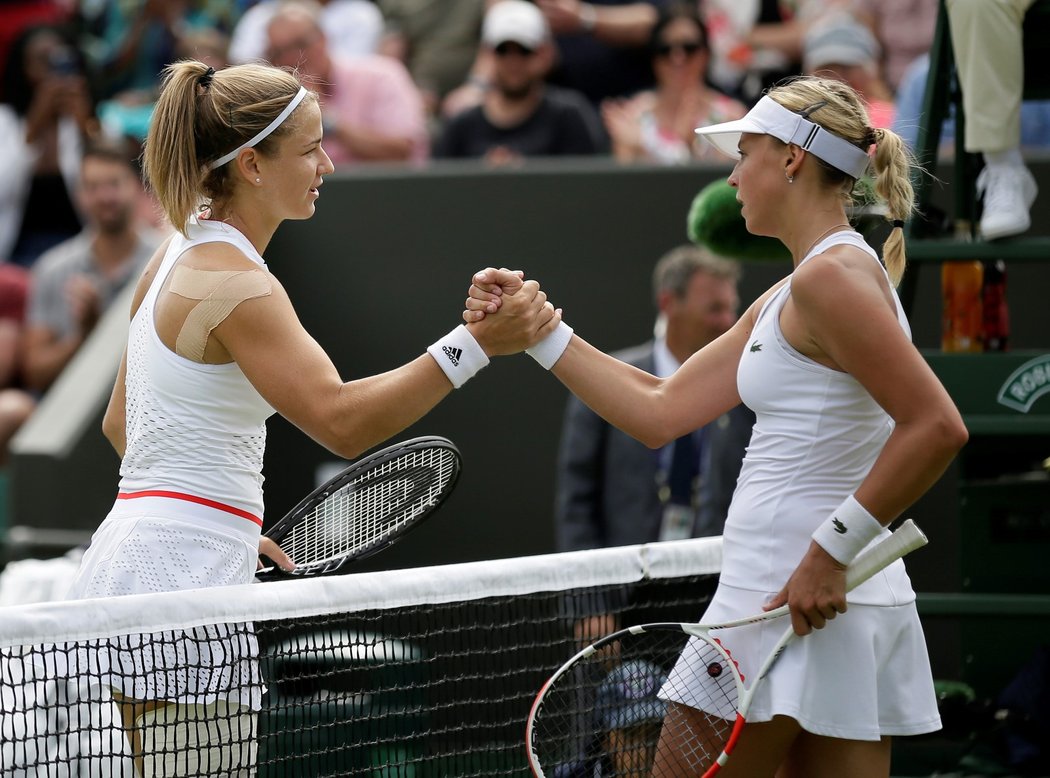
<box><xmin>811</xmin><ymin>494</ymin><xmax>884</xmax><ymax>565</ymax></box>
<box><xmin>526</xmin><ymin>321</ymin><xmax>574</xmax><ymax>370</ymax></box>
<box><xmin>427</xmin><ymin>325</ymin><xmax>489</xmax><ymax>389</ymax></box>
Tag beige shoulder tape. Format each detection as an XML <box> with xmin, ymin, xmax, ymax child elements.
<box><xmin>169</xmin><ymin>266</ymin><xmax>272</xmax><ymax>361</ymax></box>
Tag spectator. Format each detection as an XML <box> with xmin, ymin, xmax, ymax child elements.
<box><xmin>78</xmin><ymin>0</ymin><xmax>237</xmax><ymax>143</ymax></box>
<box><xmin>0</xmin><ymin>139</ymin><xmax>161</xmax><ymax>462</ymax></box>
<box><xmin>701</xmin><ymin>0</ymin><xmax>812</xmax><ymax>105</ymax></box>
<box><xmin>891</xmin><ymin>52</ymin><xmax>1050</xmax><ymax>156</ymax></box>
<box><xmin>0</xmin><ymin>266</ymin><xmax>30</xmax><ymax>392</ymax></box>
<box><xmin>265</xmin><ymin>0</ymin><xmax>429</xmax><ymax>165</ymax></box>
<box><xmin>376</xmin><ymin>0</ymin><xmax>486</xmax><ymax>120</ymax></box>
<box><xmin>803</xmin><ymin>11</ymin><xmax>895</xmax><ymax>129</ymax></box>
<box><xmin>555</xmin><ymin>245</ymin><xmax>753</xmax><ymax>554</ymax></box>
<box><xmin>434</xmin><ymin>0</ymin><xmax>607</xmax><ymax>163</ymax></box>
<box><xmin>946</xmin><ymin>0</ymin><xmax>1039</xmax><ymax>240</ymax></box>
<box><xmin>229</xmin><ymin>0</ymin><xmax>383</xmax><ymax>64</ymax></box>
<box><xmin>0</xmin><ymin>23</ymin><xmax>95</xmax><ymax>267</ymax></box>
<box><xmin>442</xmin><ymin>0</ymin><xmax>666</xmax><ymax>119</ymax></box>
<box><xmin>602</xmin><ymin>3</ymin><xmax>746</xmax><ymax>164</ymax></box>
<box><xmin>850</xmin><ymin>0</ymin><xmax>937</xmax><ymax>94</ymax></box>
<box><xmin>0</xmin><ymin>1</ymin><xmax>68</xmax><ymax>89</ymax></box>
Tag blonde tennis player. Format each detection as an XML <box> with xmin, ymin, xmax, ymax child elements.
<box><xmin>467</xmin><ymin>76</ymin><xmax>967</xmax><ymax>777</ymax></box>
<box><xmin>64</xmin><ymin>59</ymin><xmax>558</xmax><ymax>776</ymax></box>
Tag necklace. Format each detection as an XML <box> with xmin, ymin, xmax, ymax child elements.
<box><xmin>800</xmin><ymin>223</ymin><xmax>851</xmax><ymax>261</ymax></box>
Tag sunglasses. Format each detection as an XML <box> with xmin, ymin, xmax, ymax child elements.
<box><xmin>655</xmin><ymin>41</ymin><xmax>703</xmax><ymax>58</ymax></box>
<box><xmin>494</xmin><ymin>41</ymin><xmax>536</xmax><ymax>57</ymax></box>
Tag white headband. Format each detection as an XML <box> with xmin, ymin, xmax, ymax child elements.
<box><xmin>694</xmin><ymin>96</ymin><xmax>870</xmax><ymax>180</ymax></box>
<box><xmin>208</xmin><ymin>86</ymin><xmax>309</xmax><ymax>170</ymax></box>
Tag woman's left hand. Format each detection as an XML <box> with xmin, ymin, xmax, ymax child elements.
<box><xmin>463</xmin><ymin>267</ymin><xmax>524</xmax><ymax>323</ymax></box>
<box><xmin>764</xmin><ymin>541</ymin><xmax>847</xmax><ymax>636</ymax></box>
<box><xmin>258</xmin><ymin>535</ymin><xmax>295</xmax><ymax>573</ymax></box>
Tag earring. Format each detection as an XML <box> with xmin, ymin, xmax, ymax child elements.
<box><xmin>785</xmin><ymin>174</ymin><xmax>794</xmax><ymax>184</ymax></box>
<box><xmin>255</xmin><ymin>177</ymin><xmax>261</xmax><ymax>184</ymax></box>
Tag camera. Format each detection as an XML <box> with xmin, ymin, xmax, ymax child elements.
<box><xmin>48</xmin><ymin>47</ymin><xmax>79</xmax><ymax>76</ymax></box>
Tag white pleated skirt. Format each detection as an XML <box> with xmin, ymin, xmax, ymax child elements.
<box><xmin>661</xmin><ymin>583</ymin><xmax>942</xmax><ymax>741</ymax></box>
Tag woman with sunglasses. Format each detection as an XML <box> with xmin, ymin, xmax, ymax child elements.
<box><xmin>602</xmin><ymin>3</ymin><xmax>745</xmax><ymax>165</ymax></box>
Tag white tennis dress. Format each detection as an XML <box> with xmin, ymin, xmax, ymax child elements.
<box><xmin>663</xmin><ymin>231</ymin><xmax>942</xmax><ymax>740</ymax></box>
<box><xmin>65</xmin><ymin>217</ymin><xmax>276</xmax><ymax>709</ymax></box>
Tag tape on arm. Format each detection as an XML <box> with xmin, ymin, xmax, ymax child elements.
<box><xmin>169</xmin><ymin>266</ymin><xmax>273</xmax><ymax>362</ymax></box>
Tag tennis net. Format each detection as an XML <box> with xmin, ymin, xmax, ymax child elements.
<box><xmin>0</xmin><ymin>536</ymin><xmax>721</xmax><ymax>777</ymax></box>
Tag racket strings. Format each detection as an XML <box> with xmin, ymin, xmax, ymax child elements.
<box><xmin>279</xmin><ymin>448</ymin><xmax>456</xmax><ymax>567</ymax></box>
<box><xmin>530</xmin><ymin>628</ymin><xmax>740</xmax><ymax>777</ymax></box>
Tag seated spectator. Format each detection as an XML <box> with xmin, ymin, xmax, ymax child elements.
<box><xmin>442</xmin><ymin>0</ymin><xmax>664</xmax><ymax>119</ymax></box>
<box><xmin>602</xmin><ymin>3</ymin><xmax>746</xmax><ymax>164</ymax></box>
<box><xmin>376</xmin><ymin>0</ymin><xmax>486</xmax><ymax>121</ymax></box>
<box><xmin>265</xmin><ymin>0</ymin><xmax>429</xmax><ymax>165</ymax></box>
<box><xmin>803</xmin><ymin>11</ymin><xmax>895</xmax><ymax>128</ymax></box>
<box><xmin>0</xmin><ymin>139</ymin><xmax>161</xmax><ymax>462</ymax></box>
<box><xmin>434</xmin><ymin>0</ymin><xmax>607</xmax><ymax>163</ymax></box>
<box><xmin>0</xmin><ymin>23</ymin><xmax>96</xmax><ymax>267</ymax></box>
<box><xmin>229</xmin><ymin>0</ymin><xmax>383</xmax><ymax>64</ymax></box>
<box><xmin>701</xmin><ymin>0</ymin><xmax>813</xmax><ymax>105</ymax></box>
<box><xmin>892</xmin><ymin>52</ymin><xmax>1050</xmax><ymax>155</ymax></box>
<box><xmin>78</xmin><ymin>0</ymin><xmax>237</xmax><ymax>143</ymax></box>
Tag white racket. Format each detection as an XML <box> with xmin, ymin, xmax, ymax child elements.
<box><xmin>526</xmin><ymin>519</ymin><xmax>929</xmax><ymax>777</ymax></box>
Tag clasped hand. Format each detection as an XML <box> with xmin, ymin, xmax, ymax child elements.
<box><xmin>463</xmin><ymin>267</ymin><xmax>562</xmax><ymax>355</ymax></box>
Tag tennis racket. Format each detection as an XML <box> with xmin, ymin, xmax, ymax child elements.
<box><xmin>256</xmin><ymin>436</ymin><xmax>461</xmax><ymax>580</ymax></box>
<box><xmin>526</xmin><ymin>518</ymin><xmax>928</xmax><ymax>777</ymax></box>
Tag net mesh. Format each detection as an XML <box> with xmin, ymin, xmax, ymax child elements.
<box><xmin>0</xmin><ymin>537</ymin><xmax>720</xmax><ymax>777</ymax></box>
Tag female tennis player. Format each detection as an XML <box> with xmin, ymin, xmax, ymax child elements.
<box><xmin>467</xmin><ymin>76</ymin><xmax>967</xmax><ymax>777</ymax></box>
<box><xmin>62</xmin><ymin>59</ymin><xmax>557</xmax><ymax>775</ymax></box>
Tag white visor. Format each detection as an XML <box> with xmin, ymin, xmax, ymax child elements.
<box><xmin>694</xmin><ymin>96</ymin><xmax>870</xmax><ymax>180</ymax></box>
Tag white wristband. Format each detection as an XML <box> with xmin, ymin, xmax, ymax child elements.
<box><xmin>427</xmin><ymin>325</ymin><xmax>489</xmax><ymax>389</ymax></box>
<box><xmin>526</xmin><ymin>321</ymin><xmax>574</xmax><ymax>370</ymax></box>
<box><xmin>811</xmin><ymin>495</ymin><xmax>884</xmax><ymax>565</ymax></box>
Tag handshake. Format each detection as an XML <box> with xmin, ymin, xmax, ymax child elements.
<box><xmin>428</xmin><ymin>268</ymin><xmax>574</xmax><ymax>389</ymax></box>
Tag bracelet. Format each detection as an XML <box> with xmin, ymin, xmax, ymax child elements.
<box><xmin>526</xmin><ymin>321</ymin><xmax>574</xmax><ymax>370</ymax></box>
<box><xmin>427</xmin><ymin>325</ymin><xmax>490</xmax><ymax>389</ymax></box>
<box><xmin>578</xmin><ymin>3</ymin><xmax>597</xmax><ymax>32</ymax></box>
<box><xmin>811</xmin><ymin>494</ymin><xmax>884</xmax><ymax>565</ymax></box>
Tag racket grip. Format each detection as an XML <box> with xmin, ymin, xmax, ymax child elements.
<box><xmin>844</xmin><ymin>519</ymin><xmax>927</xmax><ymax>592</ymax></box>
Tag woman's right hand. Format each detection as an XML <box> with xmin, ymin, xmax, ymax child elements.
<box><xmin>462</xmin><ymin>267</ymin><xmax>524</xmax><ymax>323</ymax></box>
<box><xmin>465</xmin><ymin>276</ymin><xmax>560</xmax><ymax>356</ymax></box>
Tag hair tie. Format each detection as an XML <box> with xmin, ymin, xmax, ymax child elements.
<box><xmin>891</xmin><ymin>219</ymin><xmax>904</xmax><ymax>229</ymax></box>
<box><xmin>198</xmin><ymin>66</ymin><xmax>215</xmax><ymax>89</ymax></box>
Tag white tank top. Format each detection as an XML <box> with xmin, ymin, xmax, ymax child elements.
<box><xmin>117</xmin><ymin>218</ymin><xmax>275</xmax><ymax>521</ymax></box>
<box><xmin>722</xmin><ymin>230</ymin><xmax>916</xmax><ymax>606</ymax></box>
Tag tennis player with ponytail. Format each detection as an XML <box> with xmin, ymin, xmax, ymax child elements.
<box><xmin>63</xmin><ymin>59</ymin><xmax>557</xmax><ymax>775</ymax></box>
<box><xmin>469</xmin><ymin>76</ymin><xmax>967</xmax><ymax>776</ymax></box>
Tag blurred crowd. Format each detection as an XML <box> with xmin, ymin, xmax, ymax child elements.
<box><xmin>0</xmin><ymin>0</ymin><xmax>1044</xmax><ymax>461</ymax></box>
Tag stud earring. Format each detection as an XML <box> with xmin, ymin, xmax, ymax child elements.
<box><xmin>255</xmin><ymin>178</ymin><xmax>261</xmax><ymax>183</ymax></box>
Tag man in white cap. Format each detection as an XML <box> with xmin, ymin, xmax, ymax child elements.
<box><xmin>434</xmin><ymin>0</ymin><xmax>607</xmax><ymax>163</ymax></box>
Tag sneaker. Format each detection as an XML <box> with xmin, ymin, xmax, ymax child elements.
<box><xmin>977</xmin><ymin>163</ymin><xmax>1038</xmax><ymax>240</ymax></box>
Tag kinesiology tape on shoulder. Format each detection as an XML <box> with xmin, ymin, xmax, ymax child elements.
<box><xmin>169</xmin><ymin>266</ymin><xmax>272</xmax><ymax>361</ymax></box>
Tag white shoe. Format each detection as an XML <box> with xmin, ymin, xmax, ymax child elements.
<box><xmin>977</xmin><ymin>163</ymin><xmax>1038</xmax><ymax>240</ymax></box>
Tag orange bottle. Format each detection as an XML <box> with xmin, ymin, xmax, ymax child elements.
<box><xmin>941</xmin><ymin>261</ymin><xmax>984</xmax><ymax>352</ymax></box>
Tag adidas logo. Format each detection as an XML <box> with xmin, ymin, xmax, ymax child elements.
<box><xmin>832</xmin><ymin>518</ymin><xmax>847</xmax><ymax>534</ymax></box>
<box><xmin>442</xmin><ymin>345</ymin><xmax>462</xmax><ymax>366</ymax></box>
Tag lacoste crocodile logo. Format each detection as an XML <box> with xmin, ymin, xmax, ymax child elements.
<box><xmin>750</xmin><ymin>342</ymin><xmax>763</xmax><ymax>353</ymax></box>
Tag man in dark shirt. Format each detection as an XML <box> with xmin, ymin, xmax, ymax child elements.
<box><xmin>434</xmin><ymin>0</ymin><xmax>607</xmax><ymax>163</ymax></box>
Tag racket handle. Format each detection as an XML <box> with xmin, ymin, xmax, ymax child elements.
<box><xmin>845</xmin><ymin>519</ymin><xmax>927</xmax><ymax>592</ymax></box>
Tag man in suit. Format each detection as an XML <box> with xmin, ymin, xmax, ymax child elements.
<box><xmin>555</xmin><ymin>244</ymin><xmax>753</xmax><ymax>552</ymax></box>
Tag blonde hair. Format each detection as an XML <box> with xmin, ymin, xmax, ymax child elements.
<box><xmin>143</xmin><ymin>60</ymin><xmax>316</xmax><ymax>235</ymax></box>
<box><xmin>767</xmin><ymin>77</ymin><xmax>915</xmax><ymax>286</ymax></box>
